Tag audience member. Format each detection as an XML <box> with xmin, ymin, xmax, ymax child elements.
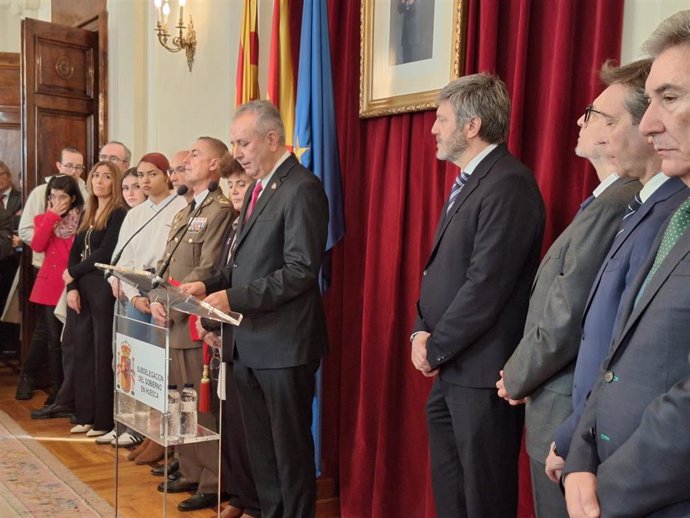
<box><xmin>66</xmin><ymin>161</ymin><xmax>126</xmax><ymax>437</ymax></box>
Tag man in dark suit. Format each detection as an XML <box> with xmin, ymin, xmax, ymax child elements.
<box><xmin>550</xmin><ymin>60</ymin><xmax>688</xmax><ymax>473</ymax></box>
<box><xmin>497</xmin><ymin>61</ymin><xmax>651</xmax><ymax>518</ymax></box>
<box><xmin>0</xmin><ymin>161</ymin><xmax>21</xmax><ymax>225</ymax></box>
<box><xmin>410</xmin><ymin>74</ymin><xmax>545</xmax><ymax>518</ymax></box>
<box><xmin>0</xmin><ymin>160</ymin><xmax>21</xmax><ymax>354</ymax></box>
<box><xmin>185</xmin><ymin>100</ymin><xmax>329</xmax><ymax>518</ymax></box>
<box><xmin>564</xmin><ymin>10</ymin><xmax>690</xmax><ymax>518</ymax></box>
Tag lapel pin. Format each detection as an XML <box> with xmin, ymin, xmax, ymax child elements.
<box><xmin>271</xmin><ymin>182</ymin><xmax>277</xmax><ymax>190</ymax></box>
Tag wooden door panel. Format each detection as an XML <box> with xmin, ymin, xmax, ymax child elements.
<box><xmin>33</xmin><ymin>108</ymin><xmax>92</xmax><ymax>182</ymax></box>
<box><xmin>35</xmin><ymin>38</ymin><xmax>95</xmax><ymax>99</ymax></box>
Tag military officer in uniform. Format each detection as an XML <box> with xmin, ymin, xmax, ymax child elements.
<box><xmin>150</xmin><ymin>136</ymin><xmax>233</xmax><ymax>512</ymax></box>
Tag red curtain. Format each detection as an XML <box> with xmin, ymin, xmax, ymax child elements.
<box><xmin>317</xmin><ymin>1</ymin><xmax>624</xmax><ymax>517</ymax></box>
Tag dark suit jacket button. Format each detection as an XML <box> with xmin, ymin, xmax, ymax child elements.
<box><xmin>232</xmin><ymin>263</ymin><xmax>238</xmax><ymax>268</ymax></box>
<box><xmin>589</xmin><ymin>427</ymin><xmax>596</xmax><ymax>440</ymax></box>
<box><xmin>604</xmin><ymin>370</ymin><xmax>614</xmax><ymax>383</ymax></box>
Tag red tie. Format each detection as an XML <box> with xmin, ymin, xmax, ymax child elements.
<box><xmin>245</xmin><ymin>181</ymin><xmax>263</xmax><ymax>222</ymax></box>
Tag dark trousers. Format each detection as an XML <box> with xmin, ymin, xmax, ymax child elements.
<box><xmin>233</xmin><ymin>358</ymin><xmax>319</xmax><ymax>518</ymax></box>
<box><xmin>73</xmin><ymin>273</ymin><xmax>115</xmax><ymax>430</ymax></box>
<box><xmin>426</xmin><ymin>380</ymin><xmax>524</xmax><ymax>518</ymax></box>
<box><xmin>222</xmin><ymin>362</ymin><xmax>260</xmax><ymax>517</ymax></box>
<box><xmin>22</xmin><ymin>304</ymin><xmax>63</xmax><ymax>391</ymax></box>
<box><xmin>54</xmin><ymin>304</ymin><xmax>77</xmax><ymax>409</ymax></box>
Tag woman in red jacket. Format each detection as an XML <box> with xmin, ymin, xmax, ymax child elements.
<box><xmin>15</xmin><ymin>175</ymin><xmax>84</xmax><ymax>402</ymax></box>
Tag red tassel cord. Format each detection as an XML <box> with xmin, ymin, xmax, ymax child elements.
<box><xmin>198</xmin><ymin>342</ymin><xmax>212</xmax><ymax>413</ymax></box>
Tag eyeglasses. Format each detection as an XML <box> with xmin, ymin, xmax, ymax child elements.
<box><xmin>60</xmin><ymin>163</ymin><xmax>85</xmax><ymax>172</ymax></box>
<box><xmin>166</xmin><ymin>166</ymin><xmax>187</xmax><ymax>176</ymax></box>
<box><xmin>98</xmin><ymin>154</ymin><xmax>126</xmax><ymax>164</ymax></box>
<box><xmin>584</xmin><ymin>104</ymin><xmax>607</xmax><ymax>124</ymax></box>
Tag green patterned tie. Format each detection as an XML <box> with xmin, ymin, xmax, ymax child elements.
<box><xmin>639</xmin><ymin>197</ymin><xmax>690</xmax><ymax>297</ymax></box>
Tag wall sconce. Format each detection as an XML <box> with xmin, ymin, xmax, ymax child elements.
<box><xmin>153</xmin><ymin>0</ymin><xmax>196</xmax><ymax>72</ymax></box>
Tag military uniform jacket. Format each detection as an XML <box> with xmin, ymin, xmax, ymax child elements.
<box><xmin>151</xmin><ymin>190</ymin><xmax>233</xmax><ymax>349</ymax></box>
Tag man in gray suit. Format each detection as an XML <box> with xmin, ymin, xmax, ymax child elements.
<box><xmin>549</xmin><ymin>59</ymin><xmax>688</xmax><ymax>478</ymax></box>
<box><xmin>564</xmin><ymin>10</ymin><xmax>690</xmax><ymax>518</ymax></box>
<box><xmin>496</xmin><ymin>65</ymin><xmax>643</xmax><ymax>517</ymax></box>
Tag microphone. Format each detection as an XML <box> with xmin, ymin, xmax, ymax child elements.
<box><xmin>152</xmin><ymin>181</ymin><xmax>219</xmax><ymax>288</ymax></box>
<box><xmin>107</xmin><ymin>185</ymin><xmax>189</xmax><ymax>277</ymax></box>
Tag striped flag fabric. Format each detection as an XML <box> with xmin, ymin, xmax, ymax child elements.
<box><xmin>236</xmin><ymin>0</ymin><xmax>260</xmax><ymax>107</ymax></box>
<box><xmin>267</xmin><ymin>0</ymin><xmax>296</xmax><ymax>149</ymax></box>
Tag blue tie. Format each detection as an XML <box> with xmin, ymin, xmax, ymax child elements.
<box><xmin>447</xmin><ymin>171</ymin><xmax>470</xmax><ymax>215</ymax></box>
<box><xmin>616</xmin><ymin>192</ymin><xmax>643</xmax><ymax>237</ymax></box>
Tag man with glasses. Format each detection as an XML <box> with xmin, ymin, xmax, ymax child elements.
<box><xmin>98</xmin><ymin>140</ymin><xmax>131</xmax><ymax>172</ymax></box>
<box><xmin>550</xmin><ymin>58</ymin><xmax>688</xmax><ymax>485</ymax></box>
<box><xmin>564</xmin><ymin>10</ymin><xmax>690</xmax><ymax>518</ymax></box>
<box><xmin>497</xmin><ymin>66</ymin><xmax>642</xmax><ymax>517</ymax></box>
<box><xmin>17</xmin><ymin>146</ymin><xmax>88</xmax><ymax>406</ymax></box>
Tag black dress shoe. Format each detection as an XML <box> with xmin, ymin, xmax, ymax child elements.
<box><xmin>151</xmin><ymin>458</ymin><xmax>179</xmax><ymax>476</ymax></box>
<box><xmin>31</xmin><ymin>404</ymin><xmax>73</xmax><ymax>420</ymax></box>
<box><xmin>177</xmin><ymin>492</ymin><xmax>218</xmax><ymax>511</ymax></box>
<box><xmin>156</xmin><ymin>476</ymin><xmax>197</xmax><ymax>493</ymax></box>
<box><xmin>15</xmin><ymin>374</ymin><xmax>35</xmax><ymax>400</ymax></box>
<box><xmin>168</xmin><ymin>470</ymin><xmax>182</xmax><ymax>481</ymax></box>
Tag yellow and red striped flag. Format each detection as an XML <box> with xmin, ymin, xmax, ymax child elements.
<box><xmin>236</xmin><ymin>0</ymin><xmax>260</xmax><ymax>107</ymax></box>
<box><xmin>267</xmin><ymin>0</ymin><xmax>295</xmax><ymax>149</ymax></box>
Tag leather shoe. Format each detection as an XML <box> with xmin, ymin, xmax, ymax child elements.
<box><xmin>151</xmin><ymin>458</ymin><xmax>179</xmax><ymax>476</ymax></box>
<box><xmin>31</xmin><ymin>403</ymin><xmax>73</xmax><ymax>420</ymax></box>
<box><xmin>177</xmin><ymin>492</ymin><xmax>218</xmax><ymax>512</ymax></box>
<box><xmin>168</xmin><ymin>470</ymin><xmax>182</xmax><ymax>481</ymax></box>
<box><xmin>157</xmin><ymin>476</ymin><xmax>197</xmax><ymax>493</ymax></box>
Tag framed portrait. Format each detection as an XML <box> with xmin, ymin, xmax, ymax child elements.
<box><xmin>359</xmin><ymin>0</ymin><xmax>467</xmax><ymax>118</ymax></box>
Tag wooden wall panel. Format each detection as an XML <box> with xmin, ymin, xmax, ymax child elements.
<box><xmin>0</xmin><ymin>53</ymin><xmax>21</xmax><ymax>188</ymax></box>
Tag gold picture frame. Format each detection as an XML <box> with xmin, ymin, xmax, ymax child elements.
<box><xmin>359</xmin><ymin>0</ymin><xmax>467</xmax><ymax>118</ymax></box>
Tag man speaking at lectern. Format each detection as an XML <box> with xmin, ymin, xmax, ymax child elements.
<box><xmin>183</xmin><ymin>100</ymin><xmax>329</xmax><ymax>518</ymax></box>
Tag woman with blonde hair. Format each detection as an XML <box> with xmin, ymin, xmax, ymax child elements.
<box><xmin>65</xmin><ymin>161</ymin><xmax>127</xmax><ymax>436</ymax></box>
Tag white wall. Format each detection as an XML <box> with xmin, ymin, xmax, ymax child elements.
<box><xmin>0</xmin><ymin>0</ymin><xmax>50</xmax><ymax>53</ymax></box>
<box><xmin>621</xmin><ymin>0</ymin><xmax>689</xmax><ymax>63</ymax></box>
<box><xmin>107</xmin><ymin>0</ymin><xmax>274</xmax><ymax>163</ymax></box>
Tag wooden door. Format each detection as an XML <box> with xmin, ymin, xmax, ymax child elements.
<box><xmin>20</xmin><ymin>18</ymin><xmax>101</xmax><ymax>362</ymax></box>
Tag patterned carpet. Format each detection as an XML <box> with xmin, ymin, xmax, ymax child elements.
<box><xmin>0</xmin><ymin>410</ymin><xmax>113</xmax><ymax>517</ymax></box>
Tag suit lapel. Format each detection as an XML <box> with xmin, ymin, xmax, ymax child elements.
<box><xmin>426</xmin><ymin>145</ymin><xmax>508</xmax><ymax>267</ymax></box>
<box><xmin>581</xmin><ymin>178</ymin><xmax>686</xmax><ymax>322</ymax></box>
<box><xmin>235</xmin><ymin>154</ymin><xmax>296</xmax><ymax>252</ymax></box>
<box><xmin>611</xmin><ymin>224</ymin><xmax>690</xmax><ymax>358</ymax></box>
